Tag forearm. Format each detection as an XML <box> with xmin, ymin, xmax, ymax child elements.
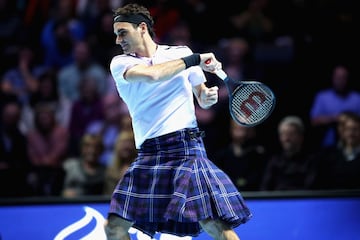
<box><xmin>125</xmin><ymin>58</ymin><xmax>188</xmax><ymax>83</ymax></box>
<box><xmin>124</xmin><ymin>53</ymin><xmax>220</xmax><ymax>83</ymax></box>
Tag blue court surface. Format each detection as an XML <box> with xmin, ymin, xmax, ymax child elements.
<box><xmin>0</xmin><ymin>191</ymin><xmax>359</xmax><ymax>240</ymax></box>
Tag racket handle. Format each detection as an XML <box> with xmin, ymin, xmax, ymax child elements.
<box><xmin>205</xmin><ymin>59</ymin><xmax>228</xmax><ymax>80</ymax></box>
<box><xmin>214</xmin><ymin>69</ymin><xmax>227</xmax><ymax>81</ymax></box>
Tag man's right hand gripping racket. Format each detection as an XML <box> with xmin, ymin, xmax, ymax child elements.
<box><xmin>206</xmin><ymin>60</ymin><xmax>276</xmax><ymax>127</ymax></box>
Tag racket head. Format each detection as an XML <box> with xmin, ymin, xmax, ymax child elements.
<box><xmin>228</xmin><ymin>81</ymin><xmax>276</xmax><ymax>127</ymax></box>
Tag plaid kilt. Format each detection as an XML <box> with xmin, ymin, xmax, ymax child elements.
<box><xmin>109</xmin><ymin>128</ymin><xmax>252</xmax><ymax>237</ymax></box>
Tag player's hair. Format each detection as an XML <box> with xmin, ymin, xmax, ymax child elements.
<box><xmin>113</xmin><ymin>3</ymin><xmax>155</xmax><ymax>39</ymax></box>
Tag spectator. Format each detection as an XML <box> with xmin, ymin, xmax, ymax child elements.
<box><xmin>214</xmin><ymin>119</ymin><xmax>267</xmax><ymax>191</ymax></box>
<box><xmin>75</xmin><ymin>0</ymin><xmax>112</xmax><ymax>31</ymax></box>
<box><xmin>0</xmin><ymin>98</ymin><xmax>31</xmax><ymax>197</ymax></box>
<box><xmin>0</xmin><ymin>0</ymin><xmax>24</xmax><ymax>75</ymax></box>
<box><xmin>309</xmin><ymin>64</ymin><xmax>360</xmax><ymax>148</ymax></box>
<box><xmin>57</xmin><ymin>40</ymin><xmax>108</xmax><ymax>101</ymax></box>
<box><xmin>62</xmin><ymin>133</ymin><xmax>106</xmax><ymax>198</ymax></box>
<box><xmin>67</xmin><ymin>74</ymin><xmax>104</xmax><ymax>157</ymax></box>
<box><xmin>86</xmin><ymin>93</ymin><xmax>129</xmax><ymax>165</ymax></box>
<box><xmin>87</xmin><ymin>10</ymin><xmax>123</xmax><ymax>69</ymax></box>
<box><xmin>20</xmin><ymin>69</ymin><xmax>72</xmax><ymax>134</ymax></box>
<box><xmin>103</xmin><ymin>130</ymin><xmax>137</xmax><ymax>195</ymax></box>
<box><xmin>179</xmin><ymin>0</ymin><xmax>219</xmax><ymax>45</ymax></box>
<box><xmin>1</xmin><ymin>45</ymin><xmax>47</xmax><ymax>105</ymax></box>
<box><xmin>148</xmin><ymin>0</ymin><xmax>181</xmax><ymax>43</ymax></box>
<box><xmin>40</xmin><ymin>0</ymin><xmax>85</xmax><ymax>69</ymax></box>
<box><xmin>228</xmin><ymin>0</ymin><xmax>274</xmax><ymax>44</ymax></box>
<box><xmin>261</xmin><ymin>115</ymin><xmax>316</xmax><ymax>191</ymax></box>
<box><xmin>335</xmin><ymin>110</ymin><xmax>355</xmax><ymax>147</ymax></box>
<box><xmin>27</xmin><ymin>102</ymin><xmax>69</xmax><ymax>196</ymax></box>
<box><xmin>311</xmin><ymin>112</ymin><xmax>360</xmax><ymax>190</ymax></box>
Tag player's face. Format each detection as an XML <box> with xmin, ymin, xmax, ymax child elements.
<box><xmin>113</xmin><ymin>22</ymin><xmax>142</xmax><ymax>54</ymax></box>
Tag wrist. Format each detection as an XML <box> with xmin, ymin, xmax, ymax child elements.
<box><xmin>181</xmin><ymin>53</ymin><xmax>200</xmax><ymax>69</ymax></box>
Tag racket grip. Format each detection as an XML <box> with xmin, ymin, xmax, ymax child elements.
<box><xmin>205</xmin><ymin>59</ymin><xmax>228</xmax><ymax>80</ymax></box>
<box><xmin>214</xmin><ymin>69</ymin><xmax>227</xmax><ymax>81</ymax></box>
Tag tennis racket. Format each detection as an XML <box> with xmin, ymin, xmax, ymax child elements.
<box><xmin>206</xmin><ymin>60</ymin><xmax>276</xmax><ymax>127</ymax></box>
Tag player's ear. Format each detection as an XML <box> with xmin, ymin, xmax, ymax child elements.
<box><xmin>138</xmin><ymin>22</ymin><xmax>147</xmax><ymax>33</ymax></box>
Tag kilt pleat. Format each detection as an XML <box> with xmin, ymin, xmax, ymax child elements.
<box><xmin>109</xmin><ymin>128</ymin><xmax>252</xmax><ymax>237</ymax></box>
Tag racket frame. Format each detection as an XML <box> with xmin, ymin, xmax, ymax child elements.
<box><xmin>214</xmin><ymin>69</ymin><xmax>276</xmax><ymax>127</ymax></box>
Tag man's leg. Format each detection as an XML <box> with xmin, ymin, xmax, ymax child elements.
<box><xmin>104</xmin><ymin>214</ymin><xmax>133</xmax><ymax>240</ymax></box>
<box><xmin>199</xmin><ymin>218</ymin><xmax>240</xmax><ymax>240</ymax></box>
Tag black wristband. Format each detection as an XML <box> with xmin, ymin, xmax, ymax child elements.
<box><xmin>181</xmin><ymin>53</ymin><xmax>201</xmax><ymax>69</ymax></box>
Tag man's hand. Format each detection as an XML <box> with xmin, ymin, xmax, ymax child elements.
<box><xmin>199</xmin><ymin>86</ymin><xmax>219</xmax><ymax>109</ymax></box>
<box><xmin>199</xmin><ymin>53</ymin><xmax>222</xmax><ymax>73</ymax></box>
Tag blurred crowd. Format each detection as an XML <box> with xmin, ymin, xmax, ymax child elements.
<box><xmin>1</xmin><ymin>0</ymin><xmax>359</xmax><ymax>198</ymax></box>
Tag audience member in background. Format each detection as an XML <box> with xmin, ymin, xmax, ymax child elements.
<box><xmin>62</xmin><ymin>133</ymin><xmax>106</xmax><ymax>198</ymax></box>
<box><xmin>103</xmin><ymin>130</ymin><xmax>137</xmax><ymax>195</ymax></box>
<box><xmin>311</xmin><ymin>112</ymin><xmax>360</xmax><ymax>190</ymax></box>
<box><xmin>228</xmin><ymin>0</ymin><xmax>274</xmax><ymax>44</ymax></box>
<box><xmin>1</xmin><ymin>45</ymin><xmax>47</xmax><ymax>105</ymax></box>
<box><xmin>67</xmin><ymin>74</ymin><xmax>104</xmax><ymax>157</ymax></box>
<box><xmin>20</xmin><ymin>69</ymin><xmax>72</xmax><ymax>134</ymax></box>
<box><xmin>214</xmin><ymin>119</ymin><xmax>267</xmax><ymax>191</ymax></box>
<box><xmin>148</xmin><ymin>0</ymin><xmax>181</xmax><ymax>43</ymax></box>
<box><xmin>75</xmin><ymin>0</ymin><xmax>112</xmax><ymax>32</ymax></box>
<box><xmin>21</xmin><ymin>0</ymin><xmax>54</xmax><ymax>44</ymax></box>
<box><xmin>335</xmin><ymin>111</ymin><xmax>354</xmax><ymax>147</ymax></box>
<box><xmin>40</xmin><ymin>0</ymin><xmax>85</xmax><ymax>69</ymax></box>
<box><xmin>88</xmin><ymin>10</ymin><xmax>124</xmax><ymax>69</ymax></box>
<box><xmin>309</xmin><ymin>64</ymin><xmax>360</xmax><ymax>148</ymax></box>
<box><xmin>0</xmin><ymin>98</ymin><xmax>31</xmax><ymax>197</ymax></box>
<box><xmin>179</xmin><ymin>0</ymin><xmax>219</xmax><ymax>45</ymax></box>
<box><xmin>0</xmin><ymin>0</ymin><xmax>24</xmax><ymax>75</ymax></box>
<box><xmin>218</xmin><ymin>37</ymin><xmax>255</xmax><ymax>85</ymax></box>
<box><xmin>57</xmin><ymin>40</ymin><xmax>108</xmax><ymax>101</ymax></box>
<box><xmin>261</xmin><ymin>115</ymin><xmax>316</xmax><ymax>191</ymax></box>
<box><xmin>86</xmin><ymin>93</ymin><xmax>129</xmax><ymax>165</ymax></box>
<box><xmin>27</xmin><ymin>102</ymin><xmax>69</xmax><ymax>196</ymax></box>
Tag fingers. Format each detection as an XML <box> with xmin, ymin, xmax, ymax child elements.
<box><xmin>207</xmin><ymin>86</ymin><xmax>219</xmax><ymax>98</ymax></box>
<box><xmin>200</xmin><ymin>53</ymin><xmax>222</xmax><ymax>73</ymax></box>
<box><xmin>201</xmin><ymin>86</ymin><xmax>218</xmax><ymax>107</ymax></box>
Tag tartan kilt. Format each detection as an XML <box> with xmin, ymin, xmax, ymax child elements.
<box><xmin>109</xmin><ymin>128</ymin><xmax>252</xmax><ymax>237</ymax></box>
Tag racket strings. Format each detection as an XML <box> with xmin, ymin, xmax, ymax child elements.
<box><xmin>231</xmin><ymin>84</ymin><xmax>275</xmax><ymax>125</ymax></box>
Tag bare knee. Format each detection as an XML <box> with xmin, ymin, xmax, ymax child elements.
<box><xmin>104</xmin><ymin>214</ymin><xmax>133</xmax><ymax>240</ymax></box>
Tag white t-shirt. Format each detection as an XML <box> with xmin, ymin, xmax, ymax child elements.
<box><xmin>110</xmin><ymin>45</ymin><xmax>206</xmax><ymax>148</ymax></box>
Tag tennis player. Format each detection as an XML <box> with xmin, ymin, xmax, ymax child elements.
<box><xmin>105</xmin><ymin>3</ymin><xmax>252</xmax><ymax>240</ymax></box>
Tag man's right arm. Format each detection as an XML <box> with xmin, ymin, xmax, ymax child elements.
<box><xmin>124</xmin><ymin>53</ymin><xmax>222</xmax><ymax>83</ymax></box>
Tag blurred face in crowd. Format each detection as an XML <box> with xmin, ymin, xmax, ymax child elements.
<box><xmin>74</xmin><ymin>41</ymin><xmax>91</xmax><ymax>68</ymax></box>
<box><xmin>332</xmin><ymin>65</ymin><xmax>349</xmax><ymax>93</ymax></box>
<box><xmin>114</xmin><ymin>131</ymin><xmax>136</xmax><ymax>164</ymax></box>
<box><xmin>230</xmin><ymin>120</ymin><xmax>255</xmax><ymax>145</ymax></box>
<box><xmin>79</xmin><ymin>75</ymin><xmax>99</xmax><ymax>101</ymax></box>
<box><xmin>81</xmin><ymin>135</ymin><xmax>103</xmax><ymax>164</ymax></box>
<box><xmin>1</xmin><ymin>102</ymin><xmax>21</xmax><ymax>131</ymax></box>
<box><xmin>102</xmin><ymin>94</ymin><xmax>122</xmax><ymax>124</ymax></box>
<box><xmin>34</xmin><ymin>104</ymin><xmax>56</xmax><ymax>132</ymax></box>
<box><xmin>278</xmin><ymin>122</ymin><xmax>303</xmax><ymax>155</ymax></box>
<box><xmin>342</xmin><ymin>117</ymin><xmax>360</xmax><ymax>147</ymax></box>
